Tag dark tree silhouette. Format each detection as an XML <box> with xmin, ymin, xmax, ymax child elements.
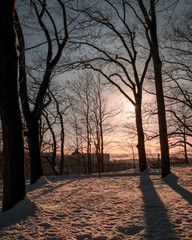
<box><xmin>138</xmin><ymin>0</ymin><xmax>171</xmax><ymax>177</ymax></box>
<box><xmin>163</xmin><ymin>5</ymin><xmax>192</xmax><ymax>163</ymax></box>
<box><xmin>48</xmin><ymin>89</ymin><xmax>67</xmax><ymax>175</ymax></box>
<box><xmin>14</xmin><ymin>0</ymin><xmax>68</xmax><ymax>184</ymax></box>
<box><xmin>0</xmin><ymin>0</ymin><xmax>25</xmax><ymax>211</ymax></box>
<box><xmin>70</xmin><ymin>0</ymin><xmax>151</xmax><ymax>172</ymax></box>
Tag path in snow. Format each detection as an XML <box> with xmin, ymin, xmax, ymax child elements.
<box><xmin>0</xmin><ymin>165</ymin><xmax>192</xmax><ymax>239</ymax></box>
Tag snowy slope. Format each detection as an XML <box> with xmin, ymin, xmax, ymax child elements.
<box><xmin>0</xmin><ymin>165</ymin><xmax>192</xmax><ymax>239</ymax></box>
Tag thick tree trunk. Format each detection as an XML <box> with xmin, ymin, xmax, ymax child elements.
<box><xmin>14</xmin><ymin>12</ymin><xmax>44</xmax><ymax>184</ymax></box>
<box><xmin>27</xmin><ymin>118</ymin><xmax>43</xmax><ymax>184</ymax></box>
<box><xmin>152</xmin><ymin>55</ymin><xmax>170</xmax><ymax>177</ymax></box>
<box><xmin>138</xmin><ymin>0</ymin><xmax>171</xmax><ymax>177</ymax></box>
<box><xmin>1</xmin><ymin>111</ymin><xmax>26</xmax><ymax>211</ymax></box>
<box><xmin>0</xmin><ymin>0</ymin><xmax>26</xmax><ymax>211</ymax></box>
<box><xmin>135</xmin><ymin>100</ymin><xmax>147</xmax><ymax>172</ymax></box>
<box><xmin>149</xmin><ymin>8</ymin><xmax>171</xmax><ymax>177</ymax></box>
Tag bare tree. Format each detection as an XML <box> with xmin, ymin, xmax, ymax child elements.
<box><xmin>48</xmin><ymin>88</ymin><xmax>68</xmax><ymax>175</ymax></box>
<box><xmin>42</xmin><ymin>110</ymin><xmax>59</xmax><ymax>175</ymax></box>
<box><xmin>65</xmin><ymin>70</ymin><xmax>117</xmax><ymax>174</ymax></box>
<box><xmin>168</xmin><ymin>111</ymin><xmax>191</xmax><ymax>163</ymax></box>
<box><xmin>68</xmin><ymin>0</ymin><xmax>152</xmax><ymax>171</ymax></box>
<box><xmin>67</xmin><ymin>73</ymin><xmax>95</xmax><ymax>174</ymax></box>
<box><xmin>137</xmin><ymin>0</ymin><xmax>172</xmax><ymax>177</ymax></box>
<box><xmin>165</xmin><ymin>89</ymin><xmax>192</xmax><ymax>163</ymax></box>
<box><xmin>162</xmin><ymin>3</ymin><xmax>192</xmax><ymax>163</ymax></box>
<box><xmin>0</xmin><ymin>0</ymin><xmax>25</xmax><ymax>211</ymax></box>
<box><xmin>14</xmin><ymin>0</ymin><xmax>69</xmax><ymax>184</ymax></box>
<box><xmin>91</xmin><ymin>73</ymin><xmax>118</xmax><ymax>173</ymax></box>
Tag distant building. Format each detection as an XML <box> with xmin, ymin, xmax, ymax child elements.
<box><xmin>23</xmin><ymin>149</ymin><xmax>110</xmax><ymax>178</ymax></box>
<box><xmin>63</xmin><ymin>150</ymin><xmax>110</xmax><ymax>175</ymax></box>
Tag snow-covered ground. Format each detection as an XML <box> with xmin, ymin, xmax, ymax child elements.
<box><xmin>0</xmin><ymin>165</ymin><xmax>192</xmax><ymax>240</ymax></box>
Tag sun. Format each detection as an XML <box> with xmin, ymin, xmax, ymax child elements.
<box><xmin>123</xmin><ymin>101</ymin><xmax>135</xmax><ymax>114</ymax></box>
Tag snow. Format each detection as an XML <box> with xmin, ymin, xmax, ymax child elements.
<box><xmin>0</xmin><ymin>165</ymin><xmax>192</xmax><ymax>239</ymax></box>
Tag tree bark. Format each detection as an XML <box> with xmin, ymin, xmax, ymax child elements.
<box><xmin>151</xmin><ymin>52</ymin><xmax>170</xmax><ymax>177</ymax></box>
<box><xmin>149</xmin><ymin>10</ymin><xmax>171</xmax><ymax>178</ymax></box>
<box><xmin>27</xmin><ymin>117</ymin><xmax>43</xmax><ymax>184</ymax></box>
<box><xmin>0</xmin><ymin>0</ymin><xmax>26</xmax><ymax>211</ymax></box>
<box><xmin>135</xmin><ymin>99</ymin><xmax>147</xmax><ymax>171</ymax></box>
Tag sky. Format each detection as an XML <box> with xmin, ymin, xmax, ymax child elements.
<box><xmin>14</xmin><ymin>0</ymin><xmax>192</xmax><ymax>156</ymax></box>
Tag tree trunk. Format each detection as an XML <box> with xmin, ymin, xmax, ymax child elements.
<box><xmin>14</xmin><ymin>11</ymin><xmax>44</xmax><ymax>184</ymax></box>
<box><xmin>149</xmin><ymin>12</ymin><xmax>171</xmax><ymax>177</ymax></box>
<box><xmin>43</xmin><ymin>112</ymin><xmax>59</xmax><ymax>175</ymax></box>
<box><xmin>1</xmin><ymin>108</ymin><xmax>26</xmax><ymax>211</ymax></box>
<box><xmin>60</xmin><ymin>125</ymin><xmax>65</xmax><ymax>175</ymax></box>
<box><xmin>99</xmin><ymin>106</ymin><xmax>104</xmax><ymax>173</ymax></box>
<box><xmin>86</xmin><ymin>121</ymin><xmax>92</xmax><ymax>174</ymax></box>
<box><xmin>48</xmin><ymin>89</ymin><xmax>65</xmax><ymax>175</ymax></box>
<box><xmin>183</xmin><ymin>127</ymin><xmax>189</xmax><ymax>164</ymax></box>
<box><xmin>59</xmin><ymin>108</ymin><xmax>65</xmax><ymax>175</ymax></box>
<box><xmin>87</xmin><ymin>145</ymin><xmax>92</xmax><ymax>174</ymax></box>
<box><xmin>135</xmin><ymin>100</ymin><xmax>147</xmax><ymax>172</ymax></box>
<box><xmin>138</xmin><ymin>0</ymin><xmax>171</xmax><ymax>177</ymax></box>
<box><xmin>100</xmin><ymin>130</ymin><xmax>104</xmax><ymax>173</ymax></box>
<box><xmin>27</xmin><ymin>118</ymin><xmax>43</xmax><ymax>184</ymax></box>
<box><xmin>14</xmin><ymin>1</ymin><xmax>69</xmax><ymax>183</ymax></box>
<box><xmin>152</xmin><ymin>54</ymin><xmax>170</xmax><ymax>177</ymax></box>
<box><xmin>0</xmin><ymin>0</ymin><xmax>26</xmax><ymax>211</ymax></box>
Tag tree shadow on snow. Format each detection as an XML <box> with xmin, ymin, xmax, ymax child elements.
<box><xmin>27</xmin><ymin>178</ymin><xmax>76</xmax><ymax>199</ymax></box>
<box><xmin>163</xmin><ymin>173</ymin><xmax>192</xmax><ymax>205</ymax></box>
<box><xmin>139</xmin><ymin>173</ymin><xmax>179</xmax><ymax>240</ymax></box>
<box><xmin>0</xmin><ymin>196</ymin><xmax>39</xmax><ymax>230</ymax></box>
